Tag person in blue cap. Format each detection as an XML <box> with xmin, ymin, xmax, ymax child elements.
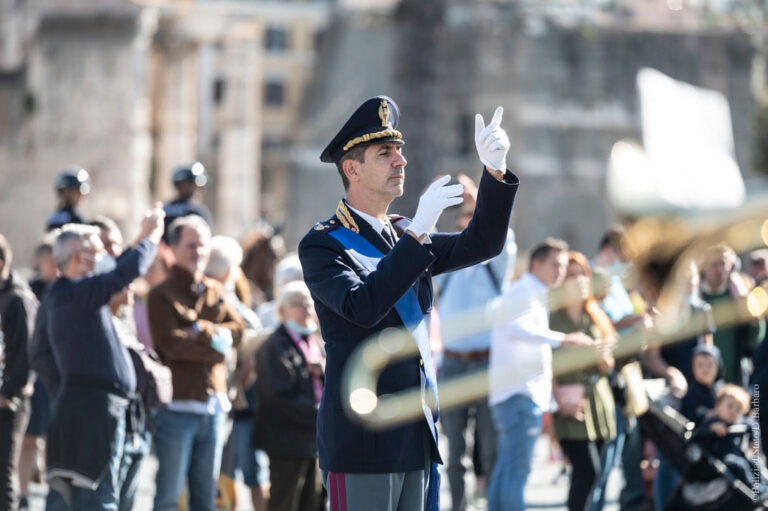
<box><xmin>47</xmin><ymin>167</ymin><xmax>91</xmax><ymax>231</ymax></box>
<box><xmin>163</xmin><ymin>162</ymin><xmax>213</xmax><ymax>238</ymax></box>
<box><xmin>298</xmin><ymin>95</ymin><xmax>519</xmax><ymax>511</ymax></box>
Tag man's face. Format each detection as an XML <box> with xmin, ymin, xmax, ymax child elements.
<box><xmin>692</xmin><ymin>353</ymin><xmax>718</xmax><ymax>387</ymax></box>
<box><xmin>173</xmin><ymin>226</ymin><xmax>210</xmax><ymax>276</ymax></box>
<box><xmin>61</xmin><ymin>188</ymin><xmax>83</xmax><ymax>208</ymax></box>
<box><xmin>176</xmin><ymin>181</ymin><xmax>201</xmax><ymax>201</ymax></box>
<box><xmin>73</xmin><ymin>234</ymin><xmax>104</xmax><ymax>278</ymax></box>
<box><xmin>533</xmin><ymin>249</ymin><xmax>568</xmax><ymax>288</ymax></box>
<box><xmin>702</xmin><ymin>255</ymin><xmax>731</xmax><ymax>289</ymax></box>
<box><xmin>353</xmin><ymin>143</ymin><xmax>407</xmax><ymax>200</ymax></box>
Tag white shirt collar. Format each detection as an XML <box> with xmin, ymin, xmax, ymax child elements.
<box><xmin>345</xmin><ymin>201</ymin><xmax>389</xmax><ymax>234</ymax></box>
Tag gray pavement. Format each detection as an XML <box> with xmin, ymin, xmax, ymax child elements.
<box><xmin>26</xmin><ymin>435</ymin><xmax>622</xmax><ymax>510</ymax></box>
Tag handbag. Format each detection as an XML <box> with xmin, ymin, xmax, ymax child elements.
<box><xmin>127</xmin><ymin>343</ymin><xmax>173</xmax><ymax>411</ymax></box>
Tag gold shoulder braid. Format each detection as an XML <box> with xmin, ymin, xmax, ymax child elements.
<box><xmin>335</xmin><ymin>200</ymin><xmax>360</xmax><ymax>233</ymax></box>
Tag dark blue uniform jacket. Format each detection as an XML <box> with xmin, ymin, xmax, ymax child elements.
<box><xmin>298</xmin><ymin>169</ymin><xmax>519</xmax><ymax>474</ymax></box>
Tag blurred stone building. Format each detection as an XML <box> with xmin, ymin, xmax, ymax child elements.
<box><xmin>0</xmin><ymin>0</ymin><xmax>329</xmax><ymax>264</ymax></box>
<box><xmin>1</xmin><ymin>0</ymin><xmax>763</xmax><ymax>266</ymax></box>
<box><xmin>285</xmin><ymin>0</ymin><xmax>762</xmax><ymax>257</ymax></box>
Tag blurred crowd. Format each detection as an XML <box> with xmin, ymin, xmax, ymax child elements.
<box><xmin>0</xmin><ymin>164</ymin><xmax>322</xmax><ymax>511</ymax></box>
<box><xmin>1</xmin><ymin>163</ymin><xmax>768</xmax><ymax>511</ymax></box>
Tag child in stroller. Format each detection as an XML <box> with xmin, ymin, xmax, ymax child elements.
<box><xmin>641</xmin><ymin>384</ymin><xmax>765</xmax><ymax>510</ymax></box>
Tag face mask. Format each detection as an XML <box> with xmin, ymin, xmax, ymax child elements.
<box><xmin>77</xmin><ymin>252</ymin><xmax>98</xmax><ymax>277</ymax></box>
<box><xmin>285</xmin><ymin>319</ymin><xmax>318</xmax><ymax>336</ymax></box>
<box><xmin>94</xmin><ymin>252</ymin><xmax>117</xmax><ymax>275</ymax></box>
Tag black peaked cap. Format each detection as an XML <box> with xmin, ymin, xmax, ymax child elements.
<box><xmin>320</xmin><ymin>95</ymin><xmax>404</xmax><ymax>164</ymax></box>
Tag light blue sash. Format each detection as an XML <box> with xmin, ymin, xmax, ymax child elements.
<box><xmin>328</xmin><ymin>227</ymin><xmax>440</xmax><ymax>437</ymax></box>
<box><xmin>329</xmin><ymin>226</ymin><xmax>442</xmax><ymax>511</ymax></box>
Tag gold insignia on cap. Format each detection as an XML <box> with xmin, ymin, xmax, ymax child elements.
<box><xmin>378</xmin><ymin>100</ymin><xmax>390</xmax><ymax>128</ymax></box>
<box><xmin>314</xmin><ymin>224</ymin><xmax>326</xmax><ymax>231</ymax></box>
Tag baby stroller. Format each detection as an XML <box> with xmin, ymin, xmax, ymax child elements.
<box><xmin>638</xmin><ymin>396</ymin><xmax>767</xmax><ymax>511</ymax></box>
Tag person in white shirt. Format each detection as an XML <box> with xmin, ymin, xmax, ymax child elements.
<box><xmin>488</xmin><ymin>238</ymin><xmax>593</xmax><ymax>511</ymax></box>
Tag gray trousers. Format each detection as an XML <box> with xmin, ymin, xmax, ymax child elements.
<box><xmin>322</xmin><ymin>433</ymin><xmax>432</xmax><ymax>511</ymax></box>
<box><xmin>440</xmin><ymin>354</ymin><xmax>497</xmax><ymax>511</ymax></box>
<box><xmin>323</xmin><ymin>469</ymin><xmax>428</xmax><ymax>511</ymax></box>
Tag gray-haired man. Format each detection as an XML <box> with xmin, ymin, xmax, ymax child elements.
<box><xmin>46</xmin><ymin>205</ymin><xmax>164</xmax><ymax>509</ymax></box>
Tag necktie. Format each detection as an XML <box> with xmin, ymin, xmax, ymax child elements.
<box><xmin>381</xmin><ymin>225</ymin><xmax>396</xmax><ymax>246</ymax></box>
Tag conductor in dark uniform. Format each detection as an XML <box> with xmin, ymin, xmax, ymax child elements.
<box><xmin>163</xmin><ymin>162</ymin><xmax>213</xmax><ymax>238</ymax></box>
<box><xmin>46</xmin><ymin>167</ymin><xmax>90</xmax><ymax>231</ymax></box>
<box><xmin>298</xmin><ymin>95</ymin><xmax>519</xmax><ymax>511</ymax></box>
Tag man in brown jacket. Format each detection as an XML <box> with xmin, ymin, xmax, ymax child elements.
<box><xmin>148</xmin><ymin>215</ymin><xmax>244</xmax><ymax>511</ymax></box>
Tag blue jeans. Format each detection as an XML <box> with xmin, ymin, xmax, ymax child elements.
<box><xmin>588</xmin><ymin>422</ymin><xmax>622</xmax><ymax>511</ymax></box>
<box><xmin>152</xmin><ymin>409</ymin><xmax>227</xmax><ymax>511</ymax></box>
<box><xmin>487</xmin><ymin>394</ymin><xmax>542</xmax><ymax>511</ymax></box>
<box><xmin>118</xmin><ymin>430</ymin><xmax>150</xmax><ymax>511</ymax></box>
<box><xmin>221</xmin><ymin>416</ymin><xmax>269</xmax><ymax>487</ymax></box>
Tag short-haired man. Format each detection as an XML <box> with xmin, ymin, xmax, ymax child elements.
<box><xmin>436</xmin><ymin>173</ymin><xmax>517</xmax><ymax>511</ymax></box>
<box><xmin>299</xmin><ymin>96</ymin><xmax>519</xmax><ymax>510</ymax></box>
<box><xmin>489</xmin><ymin>238</ymin><xmax>594</xmax><ymax>510</ymax></box>
<box><xmin>162</xmin><ymin>162</ymin><xmax>213</xmax><ymax>238</ymax></box>
<box><xmin>47</xmin><ymin>167</ymin><xmax>91</xmax><ymax>231</ymax></box>
<box><xmin>28</xmin><ymin>232</ymin><xmax>63</xmax><ymax>401</ymax></box>
<box><xmin>0</xmin><ymin>234</ymin><xmax>38</xmax><ymax>511</ymax></box>
<box><xmin>45</xmin><ymin>205</ymin><xmax>164</xmax><ymax>509</ymax></box>
<box><xmin>148</xmin><ymin>215</ymin><xmax>245</xmax><ymax>511</ymax></box>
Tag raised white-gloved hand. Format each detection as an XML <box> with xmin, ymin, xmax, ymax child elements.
<box><xmin>408</xmin><ymin>175</ymin><xmax>464</xmax><ymax>237</ymax></box>
<box><xmin>475</xmin><ymin>106</ymin><xmax>510</xmax><ymax>172</ymax></box>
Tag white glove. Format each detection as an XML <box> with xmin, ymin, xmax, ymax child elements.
<box><xmin>475</xmin><ymin>106</ymin><xmax>510</xmax><ymax>172</ymax></box>
<box><xmin>408</xmin><ymin>175</ymin><xmax>464</xmax><ymax>237</ymax></box>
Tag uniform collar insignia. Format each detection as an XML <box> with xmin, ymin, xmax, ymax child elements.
<box><xmin>335</xmin><ymin>200</ymin><xmax>360</xmax><ymax>233</ymax></box>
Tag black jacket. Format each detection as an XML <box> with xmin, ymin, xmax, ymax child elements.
<box><xmin>681</xmin><ymin>380</ymin><xmax>718</xmax><ymax>426</ymax></box>
<box><xmin>253</xmin><ymin>325</ymin><xmax>321</xmax><ymax>459</ymax></box>
<box><xmin>298</xmin><ymin>168</ymin><xmax>518</xmax><ymax>473</ymax></box>
<box><xmin>0</xmin><ymin>271</ymin><xmax>38</xmax><ymax>400</ymax></box>
<box><xmin>47</xmin><ymin>239</ymin><xmax>156</xmax><ymax>393</ymax></box>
